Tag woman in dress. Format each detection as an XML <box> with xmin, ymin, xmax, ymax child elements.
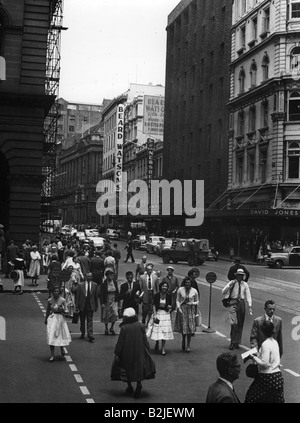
<box><xmin>146</xmin><ymin>281</ymin><xmax>174</xmax><ymax>355</ymax></box>
<box><xmin>174</xmin><ymin>277</ymin><xmax>199</xmax><ymax>353</ymax></box>
<box><xmin>28</xmin><ymin>245</ymin><xmax>41</xmax><ymax>286</ymax></box>
<box><xmin>64</xmin><ymin>265</ymin><xmax>81</xmax><ymax>318</ymax></box>
<box><xmin>12</xmin><ymin>253</ymin><xmax>26</xmax><ymax>295</ymax></box>
<box><xmin>100</xmin><ymin>268</ymin><xmax>120</xmax><ymax>335</ymax></box>
<box><xmin>244</xmin><ymin>321</ymin><xmax>285</xmax><ymax>403</ymax></box>
<box><xmin>44</xmin><ymin>286</ymin><xmax>72</xmax><ymax>362</ymax></box>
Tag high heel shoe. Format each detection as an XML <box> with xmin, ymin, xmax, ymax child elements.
<box><xmin>161</xmin><ymin>350</ymin><xmax>166</xmax><ymax>356</ymax></box>
<box><xmin>48</xmin><ymin>356</ymin><xmax>54</xmax><ymax>362</ymax></box>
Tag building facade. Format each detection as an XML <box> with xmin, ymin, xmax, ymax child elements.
<box><xmin>225</xmin><ymin>0</ymin><xmax>300</xmax><ymax>254</ymax></box>
<box><xmin>0</xmin><ymin>0</ymin><xmax>62</xmax><ymax>244</ymax></box>
<box><xmin>163</xmin><ymin>0</ymin><xmax>232</xmax><ymax>232</ymax></box>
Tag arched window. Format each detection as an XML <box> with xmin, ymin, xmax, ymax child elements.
<box><xmin>288</xmin><ymin>91</ymin><xmax>300</xmax><ymax>121</ymax></box>
<box><xmin>249</xmin><ymin>105</ymin><xmax>256</xmax><ymax>132</ymax></box>
<box><xmin>250</xmin><ymin>60</ymin><xmax>257</xmax><ymax>87</ymax></box>
<box><xmin>287</xmin><ymin>141</ymin><xmax>300</xmax><ymax>179</ymax></box>
<box><xmin>261</xmin><ymin>99</ymin><xmax>269</xmax><ymax>127</ymax></box>
<box><xmin>238</xmin><ymin>110</ymin><xmax>245</xmax><ymax>135</ymax></box>
<box><xmin>262</xmin><ymin>53</ymin><xmax>270</xmax><ymax>81</ymax></box>
<box><xmin>290</xmin><ymin>47</ymin><xmax>300</xmax><ymax>71</ymax></box>
<box><xmin>238</xmin><ymin>67</ymin><xmax>246</xmax><ymax>93</ymax></box>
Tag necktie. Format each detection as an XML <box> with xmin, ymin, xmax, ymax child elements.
<box><xmin>237</xmin><ymin>283</ymin><xmax>241</xmax><ymax>300</ymax></box>
<box><xmin>87</xmin><ymin>282</ymin><xmax>91</xmax><ymax>298</ymax></box>
<box><xmin>148</xmin><ymin>276</ymin><xmax>151</xmax><ymax>290</ymax></box>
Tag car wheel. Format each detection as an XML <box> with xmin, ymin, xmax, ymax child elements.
<box><xmin>162</xmin><ymin>255</ymin><xmax>170</xmax><ymax>264</ymax></box>
<box><xmin>274</xmin><ymin>260</ymin><xmax>283</xmax><ymax>269</ymax></box>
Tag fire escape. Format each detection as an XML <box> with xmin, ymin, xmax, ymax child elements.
<box><xmin>41</xmin><ymin>0</ymin><xmax>66</xmax><ymax>233</ymax></box>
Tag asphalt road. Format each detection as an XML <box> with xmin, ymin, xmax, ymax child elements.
<box><xmin>0</xmin><ymin>242</ymin><xmax>300</xmax><ymax>404</ymax></box>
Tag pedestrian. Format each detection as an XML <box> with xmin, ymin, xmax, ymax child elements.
<box><xmin>135</xmin><ymin>255</ymin><xmax>147</xmax><ymax>282</ymax></box>
<box><xmin>44</xmin><ymin>286</ymin><xmax>72</xmax><ymax>362</ymax></box>
<box><xmin>28</xmin><ymin>245</ymin><xmax>41</xmax><ymax>286</ymax></box>
<box><xmin>100</xmin><ymin>268</ymin><xmax>120</xmax><ymax>335</ymax></box>
<box><xmin>181</xmin><ymin>268</ymin><xmax>200</xmax><ymax>294</ymax></box>
<box><xmin>90</xmin><ymin>250</ymin><xmax>105</xmax><ymax>285</ymax></box>
<box><xmin>6</xmin><ymin>240</ymin><xmax>19</xmax><ymax>278</ymax></box>
<box><xmin>41</xmin><ymin>240</ymin><xmax>51</xmax><ymax>275</ymax></box>
<box><xmin>104</xmin><ymin>250</ymin><xmax>116</xmax><ymax>275</ymax></box>
<box><xmin>75</xmin><ymin>272</ymin><xmax>99</xmax><ymax>343</ymax></box>
<box><xmin>62</xmin><ymin>250</ymin><xmax>83</xmax><ymax>280</ymax></box>
<box><xmin>227</xmin><ymin>257</ymin><xmax>250</xmax><ymax>282</ymax></box>
<box><xmin>161</xmin><ymin>266</ymin><xmax>180</xmax><ymax>311</ymax></box>
<box><xmin>250</xmin><ymin>300</ymin><xmax>283</xmax><ymax>357</ymax></box>
<box><xmin>111</xmin><ymin>307</ymin><xmax>156</xmax><ymax>399</ymax></box>
<box><xmin>12</xmin><ymin>252</ymin><xmax>26</xmax><ymax>295</ymax></box>
<box><xmin>206</xmin><ymin>353</ymin><xmax>241</xmax><ymax>403</ymax></box>
<box><xmin>244</xmin><ymin>321</ymin><xmax>285</xmax><ymax>403</ymax></box>
<box><xmin>47</xmin><ymin>254</ymin><xmax>62</xmax><ymax>297</ymax></box>
<box><xmin>146</xmin><ymin>281</ymin><xmax>174</xmax><ymax>355</ymax></box>
<box><xmin>119</xmin><ymin>271</ymin><xmax>141</xmax><ymax>315</ymax></box>
<box><xmin>139</xmin><ymin>264</ymin><xmax>159</xmax><ymax>324</ymax></box>
<box><xmin>174</xmin><ymin>276</ymin><xmax>200</xmax><ymax>353</ymax></box>
<box><xmin>0</xmin><ymin>229</ymin><xmax>6</xmax><ymax>275</ymax></box>
<box><xmin>124</xmin><ymin>237</ymin><xmax>135</xmax><ymax>263</ymax></box>
<box><xmin>222</xmin><ymin>268</ymin><xmax>253</xmax><ymax>350</ymax></box>
<box><xmin>76</xmin><ymin>250</ymin><xmax>91</xmax><ymax>279</ymax></box>
<box><xmin>112</xmin><ymin>243</ymin><xmax>121</xmax><ymax>278</ymax></box>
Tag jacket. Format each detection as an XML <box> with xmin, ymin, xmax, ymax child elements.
<box><xmin>206</xmin><ymin>379</ymin><xmax>240</xmax><ymax>403</ymax></box>
<box><xmin>75</xmin><ymin>281</ymin><xmax>99</xmax><ymax>312</ymax></box>
<box><xmin>250</xmin><ymin>315</ymin><xmax>283</xmax><ymax>357</ymax></box>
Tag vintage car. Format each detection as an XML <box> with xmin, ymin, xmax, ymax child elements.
<box><xmin>106</xmin><ymin>229</ymin><xmax>119</xmax><ymax>240</ymax></box>
<box><xmin>132</xmin><ymin>234</ymin><xmax>148</xmax><ymax>250</ymax></box>
<box><xmin>265</xmin><ymin>246</ymin><xmax>300</xmax><ymax>268</ymax></box>
<box><xmin>161</xmin><ymin>238</ymin><xmax>209</xmax><ymax>266</ymax></box>
<box><xmin>145</xmin><ymin>236</ymin><xmax>165</xmax><ymax>254</ymax></box>
<box><xmin>155</xmin><ymin>238</ymin><xmax>175</xmax><ymax>256</ymax></box>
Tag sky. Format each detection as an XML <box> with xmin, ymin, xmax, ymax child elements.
<box><xmin>59</xmin><ymin>0</ymin><xmax>180</xmax><ymax>104</ymax></box>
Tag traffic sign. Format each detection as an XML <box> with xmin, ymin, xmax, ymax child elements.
<box><xmin>205</xmin><ymin>271</ymin><xmax>217</xmax><ymax>284</ymax></box>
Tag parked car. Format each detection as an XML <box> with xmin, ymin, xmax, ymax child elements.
<box><xmin>265</xmin><ymin>246</ymin><xmax>300</xmax><ymax>269</ymax></box>
<box><xmin>161</xmin><ymin>238</ymin><xmax>209</xmax><ymax>266</ymax></box>
<box><xmin>89</xmin><ymin>237</ymin><xmax>105</xmax><ymax>248</ymax></box>
<box><xmin>85</xmin><ymin>229</ymin><xmax>99</xmax><ymax>238</ymax></box>
<box><xmin>146</xmin><ymin>236</ymin><xmax>165</xmax><ymax>254</ymax></box>
<box><xmin>207</xmin><ymin>246</ymin><xmax>219</xmax><ymax>261</ymax></box>
<box><xmin>106</xmin><ymin>229</ymin><xmax>119</xmax><ymax>240</ymax></box>
<box><xmin>75</xmin><ymin>231</ymin><xmax>86</xmax><ymax>241</ymax></box>
<box><xmin>133</xmin><ymin>234</ymin><xmax>148</xmax><ymax>250</ymax></box>
<box><xmin>155</xmin><ymin>238</ymin><xmax>175</xmax><ymax>256</ymax></box>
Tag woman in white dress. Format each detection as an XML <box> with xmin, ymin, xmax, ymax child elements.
<box><xmin>12</xmin><ymin>253</ymin><xmax>26</xmax><ymax>294</ymax></box>
<box><xmin>45</xmin><ymin>287</ymin><xmax>72</xmax><ymax>362</ymax></box>
<box><xmin>28</xmin><ymin>245</ymin><xmax>41</xmax><ymax>286</ymax></box>
<box><xmin>146</xmin><ymin>281</ymin><xmax>174</xmax><ymax>355</ymax></box>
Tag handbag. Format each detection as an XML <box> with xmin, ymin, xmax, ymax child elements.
<box><xmin>246</xmin><ymin>363</ymin><xmax>258</xmax><ymax>379</ymax></box>
<box><xmin>222</xmin><ymin>282</ymin><xmax>236</xmax><ymax>308</ymax></box>
<box><xmin>110</xmin><ymin>356</ymin><xmax>127</xmax><ymax>381</ymax></box>
<box><xmin>153</xmin><ymin>317</ymin><xmax>160</xmax><ymax>324</ymax></box>
<box><xmin>72</xmin><ymin>312</ymin><xmax>79</xmax><ymax>324</ymax></box>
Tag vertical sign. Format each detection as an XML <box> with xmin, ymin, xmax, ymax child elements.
<box><xmin>143</xmin><ymin>96</ymin><xmax>165</xmax><ymax>136</ymax></box>
<box><xmin>147</xmin><ymin>137</ymin><xmax>155</xmax><ymax>187</ymax></box>
<box><xmin>115</xmin><ymin>104</ymin><xmax>125</xmax><ymax>192</ymax></box>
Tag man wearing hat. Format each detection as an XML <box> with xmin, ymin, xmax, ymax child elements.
<box><xmin>119</xmin><ymin>271</ymin><xmax>141</xmax><ymax>315</ymax></box>
<box><xmin>161</xmin><ymin>266</ymin><xmax>180</xmax><ymax>311</ymax></box>
<box><xmin>135</xmin><ymin>255</ymin><xmax>148</xmax><ymax>282</ymax></box>
<box><xmin>227</xmin><ymin>257</ymin><xmax>250</xmax><ymax>282</ymax></box>
<box><xmin>222</xmin><ymin>268</ymin><xmax>252</xmax><ymax>350</ymax></box>
<box><xmin>139</xmin><ymin>264</ymin><xmax>159</xmax><ymax>324</ymax></box>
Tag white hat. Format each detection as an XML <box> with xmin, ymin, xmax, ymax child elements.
<box><xmin>235</xmin><ymin>268</ymin><xmax>246</xmax><ymax>275</ymax></box>
<box><xmin>123</xmin><ymin>307</ymin><xmax>136</xmax><ymax>318</ymax></box>
<box><xmin>167</xmin><ymin>266</ymin><xmax>174</xmax><ymax>270</ymax></box>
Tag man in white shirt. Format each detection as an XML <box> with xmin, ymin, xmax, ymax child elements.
<box><xmin>139</xmin><ymin>264</ymin><xmax>159</xmax><ymax>324</ymax></box>
<box><xmin>222</xmin><ymin>268</ymin><xmax>252</xmax><ymax>350</ymax></box>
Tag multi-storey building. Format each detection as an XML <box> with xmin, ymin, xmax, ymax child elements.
<box><xmin>226</xmin><ymin>0</ymin><xmax>300</xmax><ymax>253</ymax></box>
<box><xmin>163</xmin><ymin>0</ymin><xmax>232</xmax><ymax>234</ymax></box>
<box><xmin>0</xmin><ymin>0</ymin><xmax>63</xmax><ymax>244</ymax></box>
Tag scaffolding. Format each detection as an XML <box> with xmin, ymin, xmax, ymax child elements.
<box><xmin>41</xmin><ymin>0</ymin><xmax>66</xmax><ymax>233</ymax></box>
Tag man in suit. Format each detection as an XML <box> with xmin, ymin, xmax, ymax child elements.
<box><xmin>139</xmin><ymin>264</ymin><xmax>159</xmax><ymax>324</ymax></box>
<box><xmin>135</xmin><ymin>255</ymin><xmax>147</xmax><ymax>282</ymax></box>
<box><xmin>250</xmin><ymin>300</ymin><xmax>283</xmax><ymax>357</ymax></box>
<box><xmin>206</xmin><ymin>353</ymin><xmax>241</xmax><ymax>403</ymax></box>
<box><xmin>76</xmin><ymin>272</ymin><xmax>98</xmax><ymax>343</ymax></box>
<box><xmin>161</xmin><ymin>266</ymin><xmax>180</xmax><ymax>310</ymax></box>
<box><xmin>227</xmin><ymin>257</ymin><xmax>250</xmax><ymax>282</ymax></box>
<box><xmin>119</xmin><ymin>271</ymin><xmax>141</xmax><ymax>315</ymax></box>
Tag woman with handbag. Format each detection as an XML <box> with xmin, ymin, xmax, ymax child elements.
<box><xmin>174</xmin><ymin>277</ymin><xmax>199</xmax><ymax>353</ymax></box>
<box><xmin>100</xmin><ymin>269</ymin><xmax>120</xmax><ymax>335</ymax></box>
<box><xmin>146</xmin><ymin>281</ymin><xmax>174</xmax><ymax>355</ymax></box>
<box><xmin>45</xmin><ymin>286</ymin><xmax>72</xmax><ymax>362</ymax></box>
<box><xmin>244</xmin><ymin>321</ymin><xmax>285</xmax><ymax>403</ymax></box>
<box><xmin>111</xmin><ymin>307</ymin><xmax>156</xmax><ymax>399</ymax></box>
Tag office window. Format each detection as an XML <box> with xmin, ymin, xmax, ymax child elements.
<box><xmin>291</xmin><ymin>0</ymin><xmax>300</xmax><ymax>18</ymax></box>
<box><xmin>262</xmin><ymin>53</ymin><xmax>270</xmax><ymax>81</ymax></box>
<box><xmin>249</xmin><ymin>105</ymin><xmax>256</xmax><ymax>132</ymax></box>
<box><xmin>239</xmin><ymin>67</ymin><xmax>246</xmax><ymax>94</ymax></box>
<box><xmin>290</xmin><ymin>47</ymin><xmax>300</xmax><ymax>70</ymax></box>
<box><xmin>238</xmin><ymin>110</ymin><xmax>245</xmax><ymax>135</ymax></box>
<box><xmin>252</xmin><ymin>16</ymin><xmax>258</xmax><ymax>40</ymax></box>
<box><xmin>248</xmin><ymin>153</ymin><xmax>255</xmax><ymax>182</ymax></box>
<box><xmin>237</xmin><ymin>155</ymin><xmax>244</xmax><ymax>184</ymax></box>
<box><xmin>250</xmin><ymin>60</ymin><xmax>257</xmax><ymax>87</ymax></box>
<box><xmin>260</xmin><ymin>150</ymin><xmax>267</xmax><ymax>182</ymax></box>
<box><xmin>262</xmin><ymin>7</ymin><xmax>270</xmax><ymax>32</ymax></box>
<box><xmin>261</xmin><ymin>100</ymin><xmax>269</xmax><ymax>127</ymax></box>
<box><xmin>69</xmin><ymin>126</ymin><xmax>74</xmax><ymax>132</ymax></box>
<box><xmin>287</xmin><ymin>142</ymin><xmax>300</xmax><ymax>179</ymax></box>
<box><xmin>288</xmin><ymin>91</ymin><xmax>300</xmax><ymax>121</ymax></box>
<box><xmin>240</xmin><ymin>25</ymin><xmax>246</xmax><ymax>48</ymax></box>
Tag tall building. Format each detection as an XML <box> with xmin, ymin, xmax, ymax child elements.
<box><xmin>225</xmin><ymin>0</ymin><xmax>300</xmax><ymax>255</ymax></box>
<box><xmin>0</xmin><ymin>0</ymin><xmax>64</xmax><ymax>244</ymax></box>
<box><xmin>163</xmin><ymin>0</ymin><xmax>232</xmax><ymax>233</ymax></box>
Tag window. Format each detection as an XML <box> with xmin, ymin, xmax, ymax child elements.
<box><xmin>239</xmin><ymin>67</ymin><xmax>246</xmax><ymax>94</ymax></box>
<box><xmin>260</xmin><ymin>150</ymin><xmax>267</xmax><ymax>182</ymax></box>
<box><xmin>238</xmin><ymin>110</ymin><xmax>245</xmax><ymax>135</ymax></box>
<box><xmin>248</xmin><ymin>154</ymin><xmax>255</xmax><ymax>182</ymax></box>
<box><xmin>237</xmin><ymin>155</ymin><xmax>244</xmax><ymax>184</ymax></box>
<box><xmin>287</xmin><ymin>142</ymin><xmax>300</xmax><ymax>179</ymax></box>
<box><xmin>250</xmin><ymin>60</ymin><xmax>257</xmax><ymax>87</ymax></box>
<box><xmin>241</xmin><ymin>0</ymin><xmax>247</xmax><ymax>15</ymax></box>
<box><xmin>252</xmin><ymin>16</ymin><xmax>258</xmax><ymax>40</ymax></box>
<box><xmin>261</xmin><ymin>100</ymin><xmax>269</xmax><ymax>127</ymax></box>
<box><xmin>262</xmin><ymin>53</ymin><xmax>270</xmax><ymax>81</ymax></box>
<box><xmin>249</xmin><ymin>105</ymin><xmax>256</xmax><ymax>132</ymax></box>
<box><xmin>262</xmin><ymin>7</ymin><xmax>270</xmax><ymax>33</ymax></box>
<box><xmin>291</xmin><ymin>0</ymin><xmax>300</xmax><ymax>18</ymax></box>
<box><xmin>240</xmin><ymin>26</ymin><xmax>246</xmax><ymax>48</ymax></box>
<box><xmin>288</xmin><ymin>91</ymin><xmax>300</xmax><ymax>121</ymax></box>
<box><xmin>290</xmin><ymin>47</ymin><xmax>300</xmax><ymax>71</ymax></box>
<box><xmin>69</xmin><ymin>126</ymin><xmax>75</xmax><ymax>132</ymax></box>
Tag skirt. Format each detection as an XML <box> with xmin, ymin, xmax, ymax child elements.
<box><xmin>14</xmin><ymin>270</ymin><xmax>24</xmax><ymax>287</ymax></box>
<box><xmin>245</xmin><ymin>371</ymin><xmax>285</xmax><ymax>403</ymax></box>
<box><xmin>101</xmin><ymin>293</ymin><xmax>118</xmax><ymax>324</ymax></box>
<box><xmin>28</xmin><ymin>260</ymin><xmax>41</xmax><ymax>278</ymax></box>
<box><xmin>174</xmin><ymin>304</ymin><xmax>196</xmax><ymax>335</ymax></box>
<box><xmin>146</xmin><ymin>310</ymin><xmax>174</xmax><ymax>341</ymax></box>
<box><xmin>47</xmin><ymin>313</ymin><xmax>72</xmax><ymax>347</ymax></box>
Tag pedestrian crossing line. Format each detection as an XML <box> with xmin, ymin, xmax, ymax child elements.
<box><xmin>86</xmin><ymin>399</ymin><xmax>95</xmax><ymax>403</ymax></box>
<box><xmin>79</xmin><ymin>386</ymin><xmax>90</xmax><ymax>396</ymax></box>
<box><xmin>65</xmin><ymin>355</ymin><xmax>72</xmax><ymax>362</ymax></box>
<box><xmin>74</xmin><ymin>374</ymin><xmax>83</xmax><ymax>383</ymax></box>
<box><xmin>284</xmin><ymin>369</ymin><xmax>300</xmax><ymax>377</ymax></box>
<box><xmin>69</xmin><ymin>364</ymin><xmax>78</xmax><ymax>372</ymax></box>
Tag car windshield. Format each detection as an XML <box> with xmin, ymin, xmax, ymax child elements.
<box><xmin>282</xmin><ymin>247</ymin><xmax>293</xmax><ymax>253</ymax></box>
<box><xmin>151</xmin><ymin>237</ymin><xmax>163</xmax><ymax>243</ymax></box>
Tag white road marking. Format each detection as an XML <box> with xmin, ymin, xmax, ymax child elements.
<box><xmin>65</xmin><ymin>355</ymin><xmax>72</xmax><ymax>362</ymax></box>
<box><xmin>69</xmin><ymin>364</ymin><xmax>78</xmax><ymax>372</ymax></box>
<box><xmin>86</xmin><ymin>399</ymin><xmax>95</xmax><ymax>403</ymax></box>
<box><xmin>80</xmin><ymin>386</ymin><xmax>90</xmax><ymax>396</ymax></box>
<box><xmin>284</xmin><ymin>369</ymin><xmax>300</xmax><ymax>377</ymax></box>
<box><xmin>74</xmin><ymin>374</ymin><xmax>83</xmax><ymax>383</ymax></box>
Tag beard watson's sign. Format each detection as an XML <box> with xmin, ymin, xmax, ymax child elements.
<box><xmin>115</xmin><ymin>104</ymin><xmax>124</xmax><ymax>192</ymax></box>
<box><xmin>143</xmin><ymin>95</ymin><xmax>164</xmax><ymax>136</ymax></box>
